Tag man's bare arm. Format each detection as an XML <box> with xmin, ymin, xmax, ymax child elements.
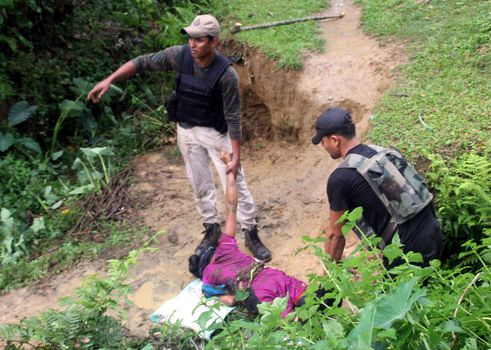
<box><xmin>325</xmin><ymin>210</ymin><xmax>346</xmax><ymax>262</ymax></box>
<box><xmin>221</xmin><ymin>151</ymin><xmax>237</xmax><ymax>237</ymax></box>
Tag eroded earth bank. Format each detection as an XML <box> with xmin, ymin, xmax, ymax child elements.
<box><xmin>0</xmin><ymin>0</ymin><xmax>405</xmax><ymax>337</ymax></box>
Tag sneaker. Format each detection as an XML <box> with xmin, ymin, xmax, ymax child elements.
<box><xmin>243</xmin><ymin>226</ymin><xmax>272</xmax><ymax>262</ymax></box>
<box><xmin>195</xmin><ymin>223</ymin><xmax>221</xmax><ymax>256</ymax></box>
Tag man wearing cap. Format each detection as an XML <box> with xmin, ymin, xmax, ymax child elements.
<box><xmin>312</xmin><ymin>108</ymin><xmax>443</xmax><ymax>267</ymax></box>
<box><xmin>87</xmin><ymin>14</ymin><xmax>271</xmax><ymax>262</ymax></box>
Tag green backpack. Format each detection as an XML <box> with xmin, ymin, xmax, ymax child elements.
<box><xmin>338</xmin><ymin>145</ymin><xmax>433</xmax><ymax>225</ymax></box>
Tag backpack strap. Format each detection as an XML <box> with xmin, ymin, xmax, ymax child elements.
<box><xmin>338</xmin><ymin>144</ymin><xmax>386</xmax><ymax>170</ymax></box>
<box><xmin>338</xmin><ymin>144</ymin><xmax>399</xmax><ymax>247</ymax></box>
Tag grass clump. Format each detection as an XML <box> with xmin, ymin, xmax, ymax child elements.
<box><xmin>214</xmin><ymin>0</ymin><xmax>328</xmax><ymax>68</ymax></box>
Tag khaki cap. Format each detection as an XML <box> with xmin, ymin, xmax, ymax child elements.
<box><xmin>181</xmin><ymin>14</ymin><xmax>220</xmax><ymax>38</ymax></box>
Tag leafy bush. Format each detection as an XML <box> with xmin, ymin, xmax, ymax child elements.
<box><xmin>0</xmin><ymin>154</ymin><xmax>59</xmax><ymax>214</ymax></box>
<box><xmin>0</xmin><ymin>248</ymin><xmax>149</xmax><ymax>349</ymax></box>
<box><xmin>426</xmin><ymin>151</ymin><xmax>491</xmax><ymax>267</ymax></box>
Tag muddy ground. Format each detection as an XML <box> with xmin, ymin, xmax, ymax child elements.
<box><xmin>0</xmin><ymin>0</ymin><xmax>405</xmax><ymax>338</ymax></box>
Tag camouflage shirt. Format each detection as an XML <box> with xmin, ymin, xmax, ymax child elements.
<box><xmin>131</xmin><ymin>45</ymin><xmax>242</xmax><ymax>140</ymax></box>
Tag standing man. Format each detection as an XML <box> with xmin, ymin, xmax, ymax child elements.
<box><xmin>87</xmin><ymin>14</ymin><xmax>271</xmax><ymax>262</ymax></box>
<box><xmin>312</xmin><ymin>107</ymin><xmax>443</xmax><ymax>267</ymax></box>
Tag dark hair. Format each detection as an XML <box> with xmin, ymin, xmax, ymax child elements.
<box><xmin>188</xmin><ymin>247</ymin><xmax>216</xmax><ymax>279</ymax></box>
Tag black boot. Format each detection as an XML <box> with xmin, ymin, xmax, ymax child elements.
<box><xmin>244</xmin><ymin>226</ymin><xmax>271</xmax><ymax>262</ymax></box>
<box><xmin>195</xmin><ymin>223</ymin><xmax>221</xmax><ymax>256</ymax></box>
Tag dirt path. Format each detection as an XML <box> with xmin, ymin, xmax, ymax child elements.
<box><xmin>0</xmin><ymin>0</ymin><xmax>404</xmax><ymax>337</ymax></box>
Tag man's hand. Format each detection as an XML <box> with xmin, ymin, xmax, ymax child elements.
<box><xmin>226</xmin><ymin>157</ymin><xmax>240</xmax><ymax>178</ymax></box>
<box><xmin>87</xmin><ymin>61</ymin><xmax>137</xmax><ymax>103</ymax></box>
<box><xmin>220</xmin><ymin>150</ymin><xmax>232</xmax><ymax>164</ymax></box>
<box><xmin>221</xmin><ymin>150</ymin><xmax>239</xmax><ymax>178</ymax></box>
<box><xmin>228</xmin><ymin>138</ymin><xmax>241</xmax><ymax>178</ymax></box>
<box><xmin>87</xmin><ymin>79</ymin><xmax>112</xmax><ymax>103</ymax></box>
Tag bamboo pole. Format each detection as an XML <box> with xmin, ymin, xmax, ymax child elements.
<box><xmin>231</xmin><ymin>13</ymin><xmax>345</xmax><ymax>34</ymax></box>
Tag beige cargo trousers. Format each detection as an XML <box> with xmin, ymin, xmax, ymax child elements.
<box><xmin>177</xmin><ymin>124</ymin><xmax>257</xmax><ymax>231</ymax></box>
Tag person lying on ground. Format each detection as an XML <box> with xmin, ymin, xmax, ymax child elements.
<box><xmin>188</xmin><ymin>151</ymin><xmax>328</xmax><ymax>318</ymax></box>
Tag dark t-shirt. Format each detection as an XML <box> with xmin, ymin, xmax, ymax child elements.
<box><xmin>327</xmin><ymin>144</ymin><xmax>443</xmax><ymax>264</ymax></box>
<box><xmin>328</xmin><ymin>144</ymin><xmax>391</xmax><ymax>235</ymax></box>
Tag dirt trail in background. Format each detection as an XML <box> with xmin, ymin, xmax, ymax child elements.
<box><xmin>0</xmin><ymin>0</ymin><xmax>404</xmax><ymax>337</ymax></box>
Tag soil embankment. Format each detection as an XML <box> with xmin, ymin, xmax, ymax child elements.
<box><xmin>0</xmin><ymin>0</ymin><xmax>404</xmax><ymax>337</ymax></box>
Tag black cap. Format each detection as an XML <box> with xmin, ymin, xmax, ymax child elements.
<box><xmin>311</xmin><ymin>108</ymin><xmax>355</xmax><ymax>145</ymax></box>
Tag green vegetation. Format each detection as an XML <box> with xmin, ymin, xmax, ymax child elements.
<box><xmin>2</xmin><ymin>210</ymin><xmax>490</xmax><ymax>349</ymax></box>
<box><xmin>213</xmin><ymin>0</ymin><xmax>328</xmax><ymax>68</ymax></box>
<box><xmin>426</xmin><ymin>151</ymin><xmax>491</xmax><ymax>267</ymax></box>
<box><xmin>358</xmin><ymin>0</ymin><xmax>490</xmax><ymax>158</ymax></box>
<box><xmin>0</xmin><ymin>0</ymin><xmax>214</xmax><ymax>291</ymax></box>
<box><xmin>204</xmin><ymin>217</ymin><xmax>491</xmax><ymax>349</ymax></box>
<box><xmin>354</xmin><ymin>0</ymin><xmax>491</xmax><ymax>266</ymax></box>
<box><xmin>0</xmin><ymin>221</ymin><xmax>149</xmax><ymax>292</ymax></box>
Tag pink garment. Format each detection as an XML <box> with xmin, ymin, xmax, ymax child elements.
<box><xmin>202</xmin><ymin>234</ymin><xmax>307</xmax><ymax>317</ymax></box>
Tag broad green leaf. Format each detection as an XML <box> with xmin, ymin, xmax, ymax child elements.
<box><xmin>1</xmin><ymin>208</ymin><xmax>14</xmax><ymax>229</ymax></box>
<box><xmin>50</xmin><ymin>200</ymin><xmax>63</xmax><ymax>210</ymax></box>
<box><xmin>70</xmin><ymin>77</ymin><xmax>92</xmax><ymax>96</ymax></box>
<box><xmin>347</xmin><ymin>303</ymin><xmax>376</xmax><ymax>350</ymax></box>
<box><xmin>69</xmin><ymin>184</ymin><xmax>95</xmax><ymax>195</ymax></box>
<box><xmin>30</xmin><ymin>217</ymin><xmax>45</xmax><ymax>233</ymax></box>
<box><xmin>373</xmin><ymin>278</ymin><xmax>426</xmax><ymax>329</ymax></box>
<box><xmin>462</xmin><ymin>338</ymin><xmax>478</xmax><ymax>350</ymax></box>
<box><xmin>104</xmin><ymin>106</ymin><xmax>118</xmax><ymax>125</ymax></box>
<box><xmin>377</xmin><ymin>327</ymin><xmax>397</xmax><ymax>340</ymax></box>
<box><xmin>482</xmin><ymin>252</ymin><xmax>491</xmax><ymax>264</ymax></box>
<box><xmin>51</xmin><ymin>150</ymin><xmax>64</xmax><ymax>161</ymax></box>
<box><xmin>0</xmin><ymin>34</ymin><xmax>17</xmax><ymax>51</ymax></box>
<box><xmin>109</xmin><ymin>84</ymin><xmax>124</xmax><ymax>95</ymax></box>
<box><xmin>43</xmin><ymin>186</ymin><xmax>59</xmax><ymax>204</ymax></box>
<box><xmin>8</xmin><ymin>100</ymin><xmax>38</xmax><ymax>126</ymax></box>
<box><xmin>235</xmin><ymin>289</ymin><xmax>249</xmax><ymax>301</ymax></box>
<box><xmin>18</xmin><ymin>137</ymin><xmax>41</xmax><ymax>153</ymax></box>
<box><xmin>0</xmin><ymin>131</ymin><xmax>14</xmax><ymax>152</ymax></box>
<box><xmin>441</xmin><ymin>319</ymin><xmax>462</xmax><ymax>333</ymax></box>
<box><xmin>80</xmin><ymin>146</ymin><xmax>114</xmax><ymax>158</ymax></box>
<box><xmin>322</xmin><ymin>319</ymin><xmax>345</xmax><ymax>338</ymax></box>
<box><xmin>81</xmin><ymin>109</ymin><xmax>97</xmax><ymax>135</ymax></box>
<box><xmin>59</xmin><ymin>99</ymin><xmax>85</xmax><ymax>115</ymax></box>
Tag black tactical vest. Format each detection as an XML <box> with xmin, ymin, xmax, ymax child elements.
<box><xmin>169</xmin><ymin>45</ymin><xmax>231</xmax><ymax>134</ymax></box>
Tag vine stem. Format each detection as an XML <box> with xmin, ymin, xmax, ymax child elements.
<box><xmin>450</xmin><ymin>272</ymin><xmax>481</xmax><ymax>350</ymax></box>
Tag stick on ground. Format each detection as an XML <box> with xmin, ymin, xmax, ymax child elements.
<box><xmin>231</xmin><ymin>13</ymin><xmax>345</xmax><ymax>34</ymax></box>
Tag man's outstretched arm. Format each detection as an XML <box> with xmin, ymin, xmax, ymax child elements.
<box><xmin>221</xmin><ymin>151</ymin><xmax>237</xmax><ymax>237</ymax></box>
<box><xmin>87</xmin><ymin>61</ymin><xmax>137</xmax><ymax>103</ymax></box>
